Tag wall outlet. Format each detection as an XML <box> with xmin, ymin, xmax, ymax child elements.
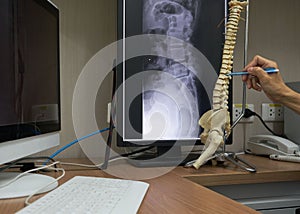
<box><xmin>233</xmin><ymin>104</ymin><xmax>254</xmax><ymax>123</ymax></box>
<box><xmin>262</xmin><ymin>103</ymin><xmax>284</xmax><ymax>121</ymax></box>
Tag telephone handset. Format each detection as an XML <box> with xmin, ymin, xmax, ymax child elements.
<box><xmin>246</xmin><ymin>134</ymin><xmax>300</xmax><ymax>156</ymax></box>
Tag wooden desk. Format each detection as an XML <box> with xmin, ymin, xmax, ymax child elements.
<box><xmin>1</xmin><ymin>155</ymin><xmax>300</xmax><ymax>213</ymax></box>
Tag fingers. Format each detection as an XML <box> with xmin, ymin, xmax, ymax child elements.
<box><xmin>243</xmin><ymin>67</ymin><xmax>267</xmax><ymax>90</ymax></box>
<box><xmin>244</xmin><ymin>55</ymin><xmax>266</xmax><ymax>70</ymax></box>
<box><xmin>250</xmin><ymin>75</ymin><xmax>262</xmax><ymax>91</ymax></box>
<box><xmin>242</xmin><ymin>55</ymin><xmax>283</xmax><ymax>99</ymax></box>
<box><xmin>244</xmin><ymin>55</ymin><xmax>278</xmax><ymax>70</ymax></box>
<box><xmin>241</xmin><ymin>73</ymin><xmax>248</xmax><ymax>82</ymax></box>
<box><xmin>247</xmin><ymin>67</ymin><xmax>265</xmax><ymax>78</ymax></box>
<box><xmin>242</xmin><ymin>55</ymin><xmax>271</xmax><ymax>83</ymax></box>
<box><xmin>245</xmin><ymin>74</ymin><xmax>262</xmax><ymax>91</ymax></box>
<box><xmin>244</xmin><ymin>55</ymin><xmax>262</xmax><ymax>70</ymax></box>
<box><xmin>242</xmin><ymin>66</ymin><xmax>263</xmax><ymax>84</ymax></box>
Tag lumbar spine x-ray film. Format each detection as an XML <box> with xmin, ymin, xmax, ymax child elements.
<box><xmin>142</xmin><ymin>0</ymin><xmax>216</xmax><ymax>140</ymax></box>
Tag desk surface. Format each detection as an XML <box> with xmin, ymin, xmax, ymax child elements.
<box><xmin>1</xmin><ymin>154</ymin><xmax>300</xmax><ymax>214</ymax></box>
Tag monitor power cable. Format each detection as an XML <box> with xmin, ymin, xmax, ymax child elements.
<box><xmin>243</xmin><ymin>108</ymin><xmax>287</xmax><ymax>138</ymax></box>
<box><xmin>60</xmin><ymin>146</ymin><xmax>155</xmax><ymax>169</ymax></box>
<box><xmin>0</xmin><ymin>156</ymin><xmax>57</xmax><ymax>173</ymax></box>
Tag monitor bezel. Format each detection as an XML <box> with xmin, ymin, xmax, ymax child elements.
<box><xmin>0</xmin><ymin>0</ymin><xmax>61</xmax><ymax>164</ymax></box>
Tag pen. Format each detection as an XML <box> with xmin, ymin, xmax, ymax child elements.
<box><xmin>227</xmin><ymin>67</ymin><xmax>279</xmax><ymax>76</ymax></box>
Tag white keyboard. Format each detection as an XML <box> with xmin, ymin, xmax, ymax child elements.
<box><xmin>17</xmin><ymin>176</ymin><xmax>149</xmax><ymax>214</ymax></box>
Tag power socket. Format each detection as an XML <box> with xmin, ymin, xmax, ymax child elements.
<box><xmin>262</xmin><ymin>103</ymin><xmax>284</xmax><ymax>121</ymax></box>
<box><xmin>233</xmin><ymin>104</ymin><xmax>254</xmax><ymax>123</ymax></box>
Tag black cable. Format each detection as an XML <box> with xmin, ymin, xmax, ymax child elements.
<box><xmin>120</xmin><ymin>146</ymin><xmax>155</xmax><ymax>157</ymax></box>
<box><xmin>243</xmin><ymin>108</ymin><xmax>287</xmax><ymax>138</ymax></box>
<box><xmin>0</xmin><ymin>156</ymin><xmax>56</xmax><ymax>173</ymax></box>
<box><xmin>99</xmin><ymin>146</ymin><xmax>155</xmax><ymax>166</ymax></box>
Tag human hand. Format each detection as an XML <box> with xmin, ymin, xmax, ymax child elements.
<box><xmin>242</xmin><ymin>55</ymin><xmax>287</xmax><ymax>103</ymax></box>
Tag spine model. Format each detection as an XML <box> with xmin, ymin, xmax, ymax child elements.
<box><xmin>193</xmin><ymin>0</ymin><xmax>247</xmax><ymax>169</ymax></box>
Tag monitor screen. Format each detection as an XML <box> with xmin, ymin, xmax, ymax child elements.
<box><xmin>116</xmin><ymin>0</ymin><xmax>231</xmax><ymax>148</ymax></box>
<box><xmin>0</xmin><ymin>0</ymin><xmax>60</xmax><ymax>164</ymax></box>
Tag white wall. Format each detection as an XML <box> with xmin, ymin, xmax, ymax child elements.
<box><xmin>39</xmin><ymin>0</ymin><xmax>116</xmax><ymax>158</ymax></box>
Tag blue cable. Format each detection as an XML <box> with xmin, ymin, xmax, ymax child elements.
<box><xmin>48</xmin><ymin>127</ymin><xmax>110</xmax><ymax>161</ymax></box>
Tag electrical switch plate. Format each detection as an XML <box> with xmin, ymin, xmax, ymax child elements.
<box><xmin>262</xmin><ymin>103</ymin><xmax>284</xmax><ymax>122</ymax></box>
<box><xmin>107</xmin><ymin>102</ymin><xmax>111</xmax><ymax>123</ymax></box>
<box><xmin>233</xmin><ymin>104</ymin><xmax>254</xmax><ymax>123</ymax></box>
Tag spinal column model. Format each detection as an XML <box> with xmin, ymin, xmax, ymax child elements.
<box><xmin>193</xmin><ymin>0</ymin><xmax>247</xmax><ymax>169</ymax></box>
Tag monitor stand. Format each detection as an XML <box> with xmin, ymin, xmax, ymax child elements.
<box><xmin>0</xmin><ymin>172</ymin><xmax>58</xmax><ymax>199</ymax></box>
<box><xmin>127</xmin><ymin>146</ymin><xmax>199</xmax><ymax>167</ymax></box>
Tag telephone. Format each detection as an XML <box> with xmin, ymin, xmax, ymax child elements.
<box><xmin>246</xmin><ymin>134</ymin><xmax>300</xmax><ymax>156</ymax></box>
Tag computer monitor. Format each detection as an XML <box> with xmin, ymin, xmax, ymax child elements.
<box><xmin>0</xmin><ymin>0</ymin><xmax>60</xmax><ymax>198</ymax></box>
<box><xmin>116</xmin><ymin>0</ymin><xmax>232</xmax><ymax>166</ymax></box>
